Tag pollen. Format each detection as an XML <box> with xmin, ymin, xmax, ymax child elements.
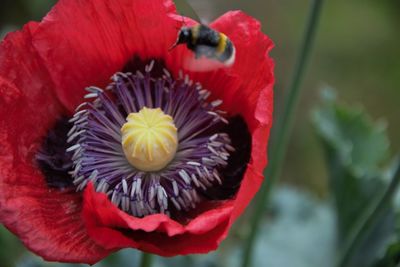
<box><xmin>121</xmin><ymin>107</ymin><xmax>178</xmax><ymax>172</ymax></box>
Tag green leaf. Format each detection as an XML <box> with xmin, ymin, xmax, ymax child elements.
<box><xmin>312</xmin><ymin>87</ymin><xmax>396</xmax><ymax>267</ymax></box>
<box><xmin>372</xmin><ymin>241</ymin><xmax>400</xmax><ymax>267</ymax></box>
<box><xmin>313</xmin><ymin>87</ymin><xmax>389</xmax><ymax>178</ymax></box>
<box><xmin>312</xmin><ymin>87</ymin><xmax>391</xmax><ymax>236</ymax></box>
<box><xmin>372</xmin><ymin>165</ymin><xmax>400</xmax><ymax>267</ymax></box>
<box><xmin>0</xmin><ymin>225</ymin><xmax>25</xmax><ymax>267</ymax></box>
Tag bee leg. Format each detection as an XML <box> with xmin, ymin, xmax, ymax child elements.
<box><xmin>168</xmin><ymin>39</ymin><xmax>179</xmax><ymax>51</ymax></box>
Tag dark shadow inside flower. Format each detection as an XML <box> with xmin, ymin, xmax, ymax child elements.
<box><xmin>36</xmin><ymin>117</ymin><xmax>74</xmax><ymax>189</ymax></box>
<box><xmin>199</xmin><ymin>116</ymin><xmax>251</xmax><ymax>200</ymax></box>
<box><xmin>122</xmin><ymin>56</ymin><xmax>167</xmax><ymax>78</ymax></box>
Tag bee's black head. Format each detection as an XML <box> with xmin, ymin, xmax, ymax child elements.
<box><xmin>177</xmin><ymin>27</ymin><xmax>191</xmax><ymax>44</ymax></box>
<box><xmin>169</xmin><ymin>27</ymin><xmax>191</xmax><ymax>51</ymax></box>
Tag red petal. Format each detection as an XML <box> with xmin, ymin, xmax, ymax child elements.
<box><xmin>0</xmin><ymin>23</ymin><xmax>110</xmax><ymax>263</ymax></box>
<box><xmin>83</xmin><ymin>183</ymin><xmax>232</xmax><ymax>256</ymax></box>
<box><xmin>32</xmin><ymin>0</ymin><xmax>179</xmax><ymax>113</ymax></box>
<box><xmin>210</xmin><ymin>11</ymin><xmax>274</xmax><ymax>219</ymax></box>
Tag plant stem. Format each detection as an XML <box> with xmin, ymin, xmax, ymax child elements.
<box><xmin>174</xmin><ymin>0</ymin><xmax>202</xmax><ymax>22</ymax></box>
<box><xmin>241</xmin><ymin>1</ymin><xmax>325</xmax><ymax>267</ymax></box>
<box><xmin>139</xmin><ymin>253</ymin><xmax>153</xmax><ymax>267</ymax></box>
<box><xmin>336</xmin><ymin>161</ymin><xmax>400</xmax><ymax>267</ymax></box>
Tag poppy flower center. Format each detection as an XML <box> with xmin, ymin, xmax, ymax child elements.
<box><xmin>65</xmin><ymin>61</ymin><xmax>235</xmax><ymax>217</ymax></box>
<box><xmin>121</xmin><ymin>107</ymin><xmax>178</xmax><ymax>172</ymax></box>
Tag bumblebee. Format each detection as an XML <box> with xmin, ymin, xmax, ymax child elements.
<box><xmin>170</xmin><ymin>24</ymin><xmax>236</xmax><ymax>66</ymax></box>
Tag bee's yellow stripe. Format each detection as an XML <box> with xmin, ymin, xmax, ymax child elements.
<box><xmin>191</xmin><ymin>25</ymin><xmax>200</xmax><ymax>45</ymax></box>
<box><xmin>216</xmin><ymin>33</ymin><xmax>228</xmax><ymax>55</ymax></box>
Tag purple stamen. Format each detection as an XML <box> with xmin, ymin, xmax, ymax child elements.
<box><xmin>67</xmin><ymin>61</ymin><xmax>232</xmax><ymax>217</ymax></box>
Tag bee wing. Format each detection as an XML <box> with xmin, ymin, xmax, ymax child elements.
<box><xmin>183</xmin><ymin>45</ymin><xmax>226</xmax><ymax>72</ymax></box>
<box><xmin>194</xmin><ymin>45</ymin><xmax>215</xmax><ymax>59</ymax></box>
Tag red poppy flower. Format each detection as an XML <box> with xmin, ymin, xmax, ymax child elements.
<box><xmin>0</xmin><ymin>0</ymin><xmax>274</xmax><ymax>264</ymax></box>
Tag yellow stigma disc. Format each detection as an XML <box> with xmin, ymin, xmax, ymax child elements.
<box><xmin>121</xmin><ymin>107</ymin><xmax>178</xmax><ymax>172</ymax></box>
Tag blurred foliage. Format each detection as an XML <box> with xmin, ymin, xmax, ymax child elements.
<box><xmin>313</xmin><ymin>88</ymin><xmax>399</xmax><ymax>267</ymax></box>
<box><xmin>373</xmin><ymin>242</ymin><xmax>400</xmax><ymax>267</ymax></box>
<box><xmin>250</xmin><ymin>186</ymin><xmax>336</xmax><ymax>267</ymax></box>
<box><xmin>0</xmin><ymin>0</ymin><xmax>57</xmax><ymax>26</ymax></box>
<box><xmin>312</xmin><ymin>88</ymin><xmax>389</xmax><ymax>177</ymax></box>
<box><xmin>313</xmin><ymin>88</ymin><xmax>390</xmax><ymax>239</ymax></box>
<box><xmin>0</xmin><ymin>226</ymin><xmax>24</xmax><ymax>267</ymax></box>
<box><xmin>373</xmin><ymin>170</ymin><xmax>400</xmax><ymax>267</ymax></box>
